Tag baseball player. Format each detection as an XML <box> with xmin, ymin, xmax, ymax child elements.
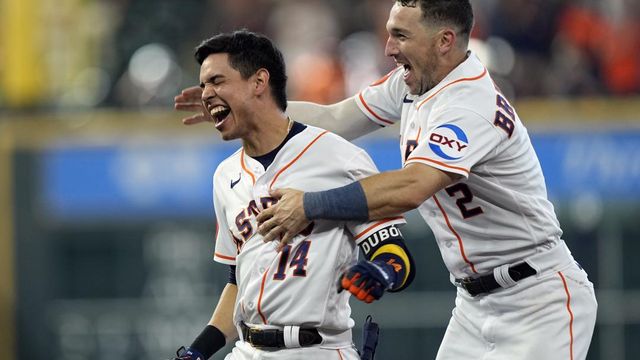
<box><xmin>250</xmin><ymin>1</ymin><xmax>597</xmax><ymax>360</ymax></box>
<box><xmin>170</xmin><ymin>30</ymin><xmax>415</xmax><ymax>360</ymax></box>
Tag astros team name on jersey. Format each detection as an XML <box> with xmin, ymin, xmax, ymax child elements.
<box><xmin>232</xmin><ymin>196</ymin><xmax>314</xmax><ymax>246</ymax></box>
<box><xmin>234</xmin><ymin>196</ymin><xmax>278</xmax><ymax>242</ymax></box>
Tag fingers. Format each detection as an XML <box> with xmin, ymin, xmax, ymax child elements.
<box><xmin>174</xmin><ymin>86</ymin><xmax>202</xmax><ymax>102</ymax></box>
<box><xmin>257</xmin><ymin>216</ymin><xmax>276</xmax><ymax>237</ymax></box>
<box><xmin>174</xmin><ymin>86</ymin><xmax>207</xmax><ymax>124</ymax></box>
<box><xmin>174</xmin><ymin>101</ymin><xmax>203</xmax><ymax>111</ymax></box>
<box><xmin>269</xmin><ymin>188</ymin><xmax>284</xmax><ymax>198</ymax></box>
<box><xmin>341</xmin><ymin>272</ymin><xmax>381</xmax><ymax>303</ymax></box>
<box><xmin>256</xmin><ymin>207</ymin><xmax>274</xmax><ymax>226</ymax></box>
<box><xmin>181</xmin><ymin>113</ymin><xmax>210</xmax><ymax>125</ymax></box>
<box><xmin>276</xmin><ymin>231</ymin><xmax>296</xmax><ymax>252</ymax></box>
<box><xmin>259</xmin><ymin>219</ymin><xmax>281</xmax><ymax>242</ymax></box>
<box><xmin>341</xmin><ymin>275</ymin><xmax>356</xmax><ymax>291</ymax></box>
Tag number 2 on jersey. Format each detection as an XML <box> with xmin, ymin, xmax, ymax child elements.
<box><xmin>445</xmin><ymin>183</ymin><xmax>483</xmax><ymax>219</ymax></box>
<box><xmin>273</xmin><ymin>240</ymin><xmax>311</xmax><ymax>280</ymax></box>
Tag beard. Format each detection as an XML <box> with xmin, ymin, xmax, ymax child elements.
<box><xmin>416</xmin><ymin>47</ymin><xmax>440</xmax><ymax>95</ymax></box>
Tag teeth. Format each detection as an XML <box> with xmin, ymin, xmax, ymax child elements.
<box><xmin>210</xmin><ymin>105</ymin><xmax>227</xmax><ymax>116</ymax></box>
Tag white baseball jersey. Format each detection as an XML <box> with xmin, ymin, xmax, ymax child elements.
<box><xmin>356</xmin><ymin>52</ymin><xmax>562</xmax><ymax>279</ymax></box>
<box><xmin>356</xmin><ymin>52</ymin><xmax>597</xmax><ymax>360</ymax></box>
<box><xmin>212</xmin><ymin>125</ymin><xmax>404</xmax><ymax>340</ymax></box>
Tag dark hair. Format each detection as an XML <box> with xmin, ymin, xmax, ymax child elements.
<box><xmin>398</xmin><ymin>0</ymin><xmax>473</xmax><ymax>41</ymax></box>
<box><xmin>195</xmin><ymin>30</ymin><xmax>288</xmax><ymax>111</ymax></box>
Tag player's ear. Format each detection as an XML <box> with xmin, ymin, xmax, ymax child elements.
<box><xmin>437</xmin><ymin>27</ymin><xmax>457</xmax><ymax>55</ymax></box>
<box><xmin>253</xmin><ymin>68</ymin><xmax>270</xmax><ymax>96</ymax></box>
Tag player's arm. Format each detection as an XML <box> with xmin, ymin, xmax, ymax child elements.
<box><xmin>174</xmin><ymin>86</ymin><xmax>379</xmax><ymax>140</ymax></box>
<box><xmin>287</xmin><ymin>97</ymin><xmax>381</xmax><ymax>140</ymax></box>
<box><xmin>341</xmin><ymin>222</ymin><xmax>416</xmax><ymax>303</ymax></box>
<box><xmin>358</xmin><ymin>163</ymin><xmax>459</xmax><ymax>219</ymax></box>
<box><xmin>257</xmin><ymin>163</ymin><xmax>459</xmax><ymax>245</ymax></box>
<box><xmin>171</xmin><ymin>270</ymin><xmax>238</xmax><ymax>360</ymax></box>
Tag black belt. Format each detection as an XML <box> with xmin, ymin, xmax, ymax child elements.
<box><xmin>240</xmin><ymin>322</ymin><xmax>322</xmax><ymax>348</ymax></box>
<box><xmin>456</xmin><ymin>262</ymin><xmax>537</xmax><ymax>296</ymax></box>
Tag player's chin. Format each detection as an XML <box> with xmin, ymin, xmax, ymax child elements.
<box><xmin>406</xmin><ymin>84</ymin><xmax>421</xmax><ymax>95</ymax></box>
<box><xmin>214</xmin><ymin>115</ymin><xmax>235</xmax><ymax>138</ymax></box>
<box><xmin>216</xmin><ymin>124</ymin><xmax>236</xmax><ymax>141</ymax></box>
<box><xmin>402</xmin><ymin>77</ymin><xmax>417</xmax><ymax>94</ymax></box>
<box><xmin>218</xmin><ymin>128</ymin><xmax>239</xmax><ymax>141</ymax></box>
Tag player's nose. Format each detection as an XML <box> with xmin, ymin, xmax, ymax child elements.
<box><xmin>384</xmin><ymin>37</ymin><xmax>398</xmax><ymax>57</ymax></box>
<box><xmin>201</xmin><ymin>85</ymin><xmax>216</xmax><ymax>103</ymax></box>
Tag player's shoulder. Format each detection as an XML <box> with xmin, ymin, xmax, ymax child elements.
<box><xmin>295</xmin><ymin>124</ymin><xmax>378</xmax><ymax>175</ymax></box>
<box><xmin>441</xmin><ymin>55</ymin><xmax>496</xmax><ymax>100</ymax></box>
<box><xmin>432</xmin><ymin>55</ymin><xmax>503</xmax><ymax>119</ymax></box>
<box><xmin>213</xmin><ymin>147</ymin><xmax>243</xmax><ymax>180</ymax></box>
<box><xmin>365</xmin><ymin>66</ymin><xmax>408</xmax><ymax>97</ymax></box>
<box><xmin>301</xmin><ymin>124</ymin><xmax>367</xmax><ymax>154</ymax></box>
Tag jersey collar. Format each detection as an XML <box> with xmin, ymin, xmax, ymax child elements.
<box><xmin>413</xmin><ymin>50</ymin><xmax>487</xmax><ymax>109</ymax></box>
<box><xmin>411</xmin><ymin>51</ymin><xmax>487</xmax><ymax>107</ymax></box>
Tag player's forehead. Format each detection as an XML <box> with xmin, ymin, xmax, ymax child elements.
<box><xmin>199</xmin><ymin>53</ymin><xmax>237</xmax><ymax>83</ymax></box>
<box><xmin>386</xmin><ymin>2</ymin><xmax>424</xmax><ymax>33</ymax></box>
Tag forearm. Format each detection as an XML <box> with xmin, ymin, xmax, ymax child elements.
<box><xmin>287</xmin><ymin>97</ymin><xmax>380</xmax><ymax>140</ymax></box>
<box><xmin>183</xmin><ymin>283</ymin><xmax>237</xmax><ymax>359</ymax></box>
<box><xmin>208</xmin><ymin>283</ymin><xmax>238</xmax><ymax>341</ymax></box>
<box><xmin>361</xmin><ymin>165</ymin><xmax>454</xmax><ymax>219</ymax></box>
<box><xmin>305</xmin><ymin>164</ymin><xmax>457</xmax><ymax>221</ymax></box>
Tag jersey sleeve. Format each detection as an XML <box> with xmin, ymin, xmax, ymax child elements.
<box><xmin>348</xmin><ymin>217</ymin><xmax>407</xmax><ymax>246</ymax></box>
<box><xmin>212</xmin><ymin>173</ymin><xmax>238</xmax><ymax>265</ymax></box>
<box><xmin>355</xmin><ymin>67</ymin><xmax>405</xmax><ymax>127</ymax></box>
<box><xmin>405</xmin><ymin>106</ymin><xmax>502</xmax><ymax>179</ymax></box>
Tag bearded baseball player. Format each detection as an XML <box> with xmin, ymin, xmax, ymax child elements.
<box><xmin>246</xmin><ymin>1</ymin><xmax>597</xmax><ymax>360</ymax></box>
<box><xmin>170</xmin><ymin>30</ymin><xmax>415</xmax><ymax>360</ymax></box>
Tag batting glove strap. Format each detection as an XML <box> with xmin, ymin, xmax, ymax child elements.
<box><xmin>340</xmin><ymin>260</ymin><xmax>398</xmax><ymax>303</ymax></box>
<box><xmin>173</xmin><ymin>346</ymin><xmax>205</xmax><ymax>360</ymax></box>
<box><xmin>367</xmin><ymin>260</ymin><xmax>396</xmax><ymax>289</ymax></box>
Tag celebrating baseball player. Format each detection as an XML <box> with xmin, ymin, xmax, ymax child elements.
<box><xmin>170</xmin><ymin>30</ymin><xmax>415</xmax><ymax>360</ymax></box>
<box><xmin>175</xmin><ymin>1</ymin><xmax>598</xmax><ymax>359</ymax></box>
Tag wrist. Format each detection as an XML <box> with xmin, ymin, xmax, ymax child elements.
<box><xmin>303</xmin><ymin>182</ymin><xmax>369</xmax><ymax>221</ymax></box>
<box><xmin>180</xmin><ymin>347</ymin><xmax>204</xmax><ymax>360</ymax></box>
<box><xmin>189</xmin><ymin>325</ymin><xmax>226</xmax><ymax>359</ymax></box>
<box><xmin>371</xmin><ymin>259</ymin><xmax>398</xmax><ymax>290</ymax></box>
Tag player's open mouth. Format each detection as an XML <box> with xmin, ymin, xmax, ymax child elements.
<box><xmin>210</xmin><ymin>105</ymin><xmax>231</xmax><ymax>128</ymax></box>
<box><xmin>402</xmin><ymin>64</ymin><xmax>412</xmax><ymax>80</ymax></box>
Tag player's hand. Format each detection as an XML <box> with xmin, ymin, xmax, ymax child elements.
<box><xmin>339</xmin><ymin>260</ymin><xmax>397</xmax><ymax>303</ymax></box>
<box><xmin>174</xmin><ymin>86</ymin><xmax>211</xmax><ymax>125</ymax></box>
<box><xmin>257</xmin><ymin>188</ymin><xmax>310</xmax><ymax>251</ymax></box>
<box><xmin>169</xmin><ymin>346</ymin><xmax>204</xmax><ymax>360</ymax></box>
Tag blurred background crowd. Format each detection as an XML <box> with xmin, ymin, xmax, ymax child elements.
<box><xmin>1</xmin><ymin>1</ymin><xmax>640</xmax><ymax>360</ymax></box>
<box><xmin>2</xmin><ymin>0</ymin><xmax>640</xmax><ymax>110</ymax></box>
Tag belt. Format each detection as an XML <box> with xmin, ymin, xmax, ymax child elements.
<box><xmin>456</xmin><ymin>262</ymin><xmax>537</xmax><ymax>296</ymax></box>
<box><xmin>240</xmin><ymin>322</ymin><xmax>322</xmax><ymax>349</ymax></box>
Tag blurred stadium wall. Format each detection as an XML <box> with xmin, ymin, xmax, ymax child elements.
<box><xmin>2</xmin><ymin>0</ymin><xmax>640</xmax><ymax>359</ymax></box>
<box><xmin>1</xmin><ymin>102</ymin><xmax>640</xmax><ymax>360</ymax></box>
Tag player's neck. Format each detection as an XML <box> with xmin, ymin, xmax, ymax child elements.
<box><xmin>242</xmin><ymin>111</ymin><xmax>291</xmax><ymax>157</ymax></box>
<box><xmin>432</xmin><ymin>49</ymin><xmax>469</xmax><ymax>88</ymax></box>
